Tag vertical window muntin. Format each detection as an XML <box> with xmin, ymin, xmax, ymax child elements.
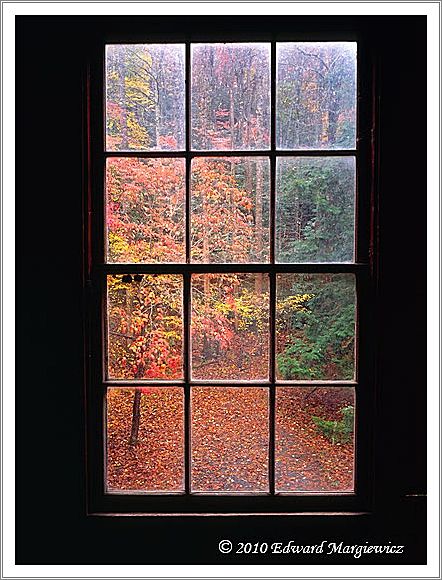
<box><xmin>101</xmin><ymin>40</ymin><xmax>360</xmax><ymax>498</ymax></box>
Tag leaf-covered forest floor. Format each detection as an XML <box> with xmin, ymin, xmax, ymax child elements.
<box><xmin>191</xmin><ymin>334</ymin><xmax>268</xmax><ymax>380</ymax></box>
<box><xmin>107</xmin><ymin>383</ymin><xmax>354</xmax><ymax>493</ymax></box>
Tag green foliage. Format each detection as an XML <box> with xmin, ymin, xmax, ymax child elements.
<box><xmin>277</xmin><ymin>275</ymin><xmax>355</xmax><ymax>380</ymax></box>
<box><xmin>312</xmin><ymin>405</ymin><xmax>354</xmax><ymax>444</ymax></box>
<box><xmin>277</xmin><ymin>158</ymin><xmax>355</xmax><ymax>263</ymax></box>
<box><xmin>277</xmin><ymin>341</ymin><xmax>323</xmax><ymax>379</ymax></box>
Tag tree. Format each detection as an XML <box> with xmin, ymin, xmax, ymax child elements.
<box><xmin>108</xmin><ymin>274</ymin><xmax>182</xmax><ymax>445</ymax></box>
<box><xmin>106</xmin><ymin>157</ymin><xmax>185</xmax><ymax>263</ymax></box>
<box><xmin>277</xmin><ymin>42</ymin><xmax>356</xmax><ymax>149</ymax></box>
<box><xmin>191</xmin><ymin>273</ymin><xmax>269</xmax><ymax>380</ymax></box>
<box><xmin>106</xmin><ymin>44</ymin><xmax>185</xmax><ymax>151</ymax></box>
<box><xmin>276</xmin><ymin>156</ymin><xmax>355</xmax><ymax>263</ymax></box>
<box><xmin>191</xmin><ymin>43</ymin><xmax>270</xmax><ymax>150</ymax></box>
<box><xmin>105</xmin><ymin>42</ymin><xmax>356</xmax><ymax>465</ymax></box>
<box><xmin>276</xmin><ymin>274</ymin><xmax>355</xmax><ymax>380</ymax></box>
<box><xmin>191</xmin><ymin>157</ymin><xmax>269</xmax><ymax>263</ymax></box>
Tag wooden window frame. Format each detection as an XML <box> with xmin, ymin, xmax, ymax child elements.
<box><xmin>84</xmin><ymin>19</ymin><xmax>378</xmax><ymax>516</ymax></box>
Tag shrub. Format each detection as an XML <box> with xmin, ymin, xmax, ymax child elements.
<box><xmin>277</xmin><ymin>341</ymin><xmax>323</xmax><ymax>379</ymax></box>
<box><xmin>311</xmin><ymin>405</ymin><xmax>354</xmax><ymax>444</ymax></box>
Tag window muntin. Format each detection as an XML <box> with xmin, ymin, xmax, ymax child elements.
<box><xmin>101</xmin><ymin>41</ymin><xmax>359</xmax><ymax>499</ymax></box>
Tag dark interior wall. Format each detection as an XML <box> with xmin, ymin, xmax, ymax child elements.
<box><xmin>15</xmin><ymin>15</ymin><xmax>426</xmax><ymax>564</ymax></box>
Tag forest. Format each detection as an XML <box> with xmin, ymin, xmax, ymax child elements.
<box><xmin>104</xmin><ymin>42</ymin><xmax>357</xmax><ymax>493</ymax></box>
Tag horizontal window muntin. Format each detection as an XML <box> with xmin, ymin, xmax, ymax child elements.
<box><xmin>99</xmin><ymin>263</ymin><xmax>365</xmax><ymax>273</ymax></box>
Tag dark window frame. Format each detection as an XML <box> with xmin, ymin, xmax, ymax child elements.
<box><xmin>85</xmin><ymin>19</ymin><xmax>378</xmax><ymax>515</ymax></box>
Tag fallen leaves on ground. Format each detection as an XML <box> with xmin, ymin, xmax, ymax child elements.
<box><xmin>191</xmin><ymin>387</ymin><xmax>269</xmax><ymax>492</ymax></box>
<box><xmin>192</xmin><ymin>335</ymin><xmax>268</xmax><ymax>380</ymax></box>
<box><xmin>276</xmin><ymin>388</ymin><xmax>355</xmax><ymax>492</ymax></box>
<box><xmin>107</xmin><ymin>388</ymin><xmax>184</xmax><ymax>491</ymax></box>
<box><xmin>106</xmin><ymin>385</ymin><xmax>354</xmax><ymax>493</ymax></box>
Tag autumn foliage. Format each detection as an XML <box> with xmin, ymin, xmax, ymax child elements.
<box><xmin>105</xmin><ymin>42</ymin><xmax>357</xmax><ymax>493</ymax></box>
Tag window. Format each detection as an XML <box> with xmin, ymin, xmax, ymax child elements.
<box><xmin>86</xmin><ymin>34</ymin><xmax>375</xmax><ymax>514</ymax></box>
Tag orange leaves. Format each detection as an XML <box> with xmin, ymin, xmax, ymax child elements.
<box><xmin>106</xmin><ymin>388</ymin><xmax>184</xmax><ymax>491</ymax></box>
<box><xmin>106</xmin><ymin>157</ymin><xmax>185</xmax><ymax>263</ymax></box>
<box><xmin>276</xmin><ymin>388</ymin><xmax>354</xmax><ymax>492</ymax></box>
<box><xmin>107</xmin><ymin>386</ymin><xmax>354</xmax><ymax>492</ymax></box>
<box><xmin>191</xmin><ymin>158</ymin><xmax>257</xmax><ymax>263</ymax></box>
<box><xmin>191</xmin><ymin>388</ymin><xmax>269</xmax><ymax>492</ymax></box>
<box><xmin>108</xmin><ymin>155</ymin><xmax>269</xmax><ymax>264</ymax></box>
<box><xmin>107</xmin><ymin>274</ymin><xmax>183</xmax><ymax>380</ymax></box>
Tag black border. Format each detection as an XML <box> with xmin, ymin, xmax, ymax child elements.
<box><xmin>16</xmin><ymin>15</ymin><xmax>427</xmax><ymax>565</ymax></box>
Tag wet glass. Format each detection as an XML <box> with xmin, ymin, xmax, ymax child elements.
<box><xmin>191</xmin><ymin>274</ymin><xmax>269</xmax><ymax>380</ymax></box>
<box><xmin>191</xmin><ymin>157</ymin><xmax>270</xmax><ymax>263</ymax></box>
<box><xmin>276</xmin><ymin>387</ymin><xmax>355</xmax><ymax>492</ymax></box>
<box><xmin>277</xmin><ymin>42</ymin><xmax>357</xmax><ymax>150</ymax></box>
<box><xmin>276</xmin><ymin>274</ymin><xmax>356</xmax><ymax>381</ymax></box>
<box><xmin>191</xmin><ymin>387</ymin><xmax>269</xmax><ymax>492</ymax></box>
<box><xmin>191</xmin><ymin>43</ymin><xmax>271</xmax><ymax>150</ymax></box>
<box><xmin>106</xmin><ymin>44</ymin><xmax>185</xmax><ymax>151</ymax></box>
<box><xmin>107</xmin><ymin>274</ymin><xmax>183</xmax><ymax>379</ymax></box>
<box><xmin>276</xmin><ymin>157</ymin><xmax>356</xmax><ymax>263</ymax></box>
<box><xmin>106</xmin><ymin>387</ymin><xmax>184</xmax><ymax>492</ymax></box>
<box><xmin>106</xmin><ymin>157</ymin><xmax>185</xmax><ymax>263</ymax></box>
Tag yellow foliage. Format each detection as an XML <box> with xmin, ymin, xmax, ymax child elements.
<box><xmin>277</xmin><ymin>293</ymin><xmax>315</xmax><ymax>314</ymax></box>
<box><xmin>213</xmin><ymin>288</ymin><xmax>269</xmax><ymax>331</ymax></box>
<box><xmin>108</xmin><ymin>231</ymin><xmax>130</xmax><ymax>260</ymax></box>
<box><xmin>127</xmin><ymin>112</ymin><xmax>150</xmax><ymax>149</ymax></box>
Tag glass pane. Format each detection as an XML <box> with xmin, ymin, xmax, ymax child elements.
<box><xmin>276</xmin><ymin>274</ymin><xmax>356</xmax><ymax>380</ymax></box>
<box><xmin>106</xmin><ymin>157</ymin><xmax>185</xmax><ymax>263</ymax></box>
<box><xmin>107</xmin><ymin>387</ymin><xmax>184</xmax><ymax>491</ymax></box>
<box><xmin>276</xmin><ymin>157</ymin><xmax>355</xmax><ymax>263</ymax></box>
<box><xmin>276</xmin><ymin>387</ymin><xmax>355</xmax><ymax>492</ymax></box>
<box><xmin>191</xmin><ymin>157</ymin><xmax>270</xmax><ymax>263</ymax></box>
<box><xmin>277</xmin><ymin>42</ymin><xmax>357</xmax><ymax>150</ymax></box>
<box><xmin>106</xmin><ymin>44</ymin><xmax>185</xmax><ymax>151</ymax></box>
<box><xmin>107</xmin><ymin>274</ymin><xmax>183</xmax><ymax>379</ymax></box>
<box><xmin>191</xmin><ymin>387</ymin><xmax>269</xmax><ymax>492</ymax></box>
<box><xmin>191</xmin><ymin>274</ymin><xmax>269</xmax><ymax>380</ymax></box>
<box><xmin>191</xmin><ymin>43</ymin><xmax>270</xmax><ymax>150</ymax></box>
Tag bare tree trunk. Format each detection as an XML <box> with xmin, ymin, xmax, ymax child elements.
<box><xmin>117</xmin><ymin>49</ymin><xmax>128</xmax><ymax>149</ymax></box>
<box><xmin>229</xmin><ymin>87</ymin><xmax>235</xmax><ymax>149</ymax></box>
<box><xmin>154</xmin><ymin>60</ymin><xmax>161</xmax><ymax>148</ymax></box>
<box><xmin>129</xmin><ymin>389</ymin><xmax>142</xmax><ymax>446</ymax></box>
<box><xmin>255</xmin><ymin>160</ymin><xmax>264</xmax><ymax>294</ymax></box>
<box><xmin>294</xmin><ymin>194</ymin><xmax>301</xmax><ymax>241</ymax></box>
<box><xmin>128</xmin><ymin>283</ymin><xmax>143</xmax><ymax>446</ymax></box>
<box><xmin>202</xmin><ymin>182</ymin><xmax>210</xmax><ymax>293</ymax></box>
<box><xmin>202</xmin><ymin>181</ymin><xmax>211</xmax><ymax>356</ymax></box>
